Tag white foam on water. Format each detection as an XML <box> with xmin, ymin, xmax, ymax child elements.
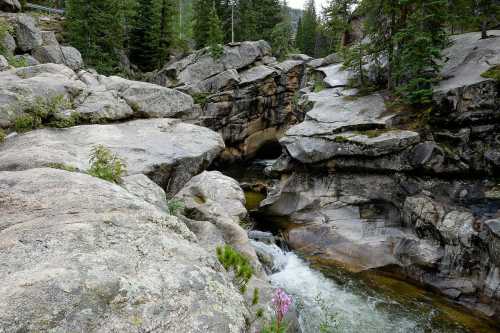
<box><xmin>252</xmin><ymin>240</ymin><xmax>461</xmax><ymax>333</ymax></box>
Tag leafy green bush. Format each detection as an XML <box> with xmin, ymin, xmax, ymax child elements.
<box><xmin>192</xmin><ymin>93</ymin><xmax>210</xmax><ymax>107</ymax></box>
<box><xmin>14</xmin><ymin>114</ymin><xmax>39</xmax><ymax>132</ymax></box>
<box><xmin>167</xmin><ymin>199</ymin><xmax>185</xmax><ymax>216</ymax></box>
<box><xmin>7</xmin><ymin>56</ymin><xmax>28</xmax><ymax>68</ymax></box>
<box><xmin>0</xmin><ymin>129</ymin><xmax>5</xmax><ymax>143</ymax></box>
<box><xmin>13</xmin><ymin>95</ymin><xmax>74</xmax><ymax>132</ymax></box>
<box><xmin>88</xmin><ymin>145</ymin><xmax>126</xmax><ymax>184</ymax></box>
<box><xmin>216</xmin><ymin>245</ymin><xmax>254</xmax><ymax>293</ymax></box>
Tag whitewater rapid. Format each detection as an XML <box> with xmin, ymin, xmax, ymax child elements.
<box><xmin>251</xmin><ymin>240</ymin><xmax>473</xmax><ymax>333</ymax></box>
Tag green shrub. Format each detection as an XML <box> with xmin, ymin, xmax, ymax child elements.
<box><xmin>481</xmin><ymin>65</ymin><xmax>500</xmax><ymax>81</ymax></box>
<box><xmin>13</xmin><ymin>95</ymin><xmax>74</xmax><ymax>132</ymax></box>
<box><xmin>192</xmin><ymin>93</ymin><xmax>210</xmax><ymax>107</ymax></box>
<box><xmin>88</xmin><ymin>145</ymin><xmax>126</xmax><ymax>184</ymax></box>
<box><xmin>216</xmin><ymin>245</ymin><xmax>254</xmax><ymax>293</ymax></box>
<box><xmin>7</xmin><ymin>56</ymin><xmax>28</xmax><ymax>68</ymax></box>
<box><xmin>0</xmin><ymin>129</ymin><xmax>5</xmax><ymax>143</ymax></box>
<box><xmin>0</xmin><ymin>19</ymin><xmax>13</xmax><ymax>56</ymax></box>
<box><xmin>14</xmin><ymin>114</ymin><xmax>39</xmax><ymax>132</ymax></box>
<box><xmin>49</xmin><ymin>112</ymin><xmax>81</xmax><ymax>128</ymax></box>
<box><xmin>167</xmin><ymin>199</ymin><xmax>185</xmax><ymax>216</ymax></box>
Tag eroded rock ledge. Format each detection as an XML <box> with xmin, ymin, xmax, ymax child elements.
<box><xmin>259</xmin><ymin>31</ymin><xmax>500</xmax><ymax>319</ymax></box>
<box><xmin>152</xmin><ymin>41</ymin><xmax>311</xmax><ymax>162</ymax></box>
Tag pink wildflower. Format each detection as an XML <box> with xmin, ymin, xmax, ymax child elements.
<box><xmin>271</xmin><ymin>288</ymin><xmax>292</xmax><ymax>331</ymax></box>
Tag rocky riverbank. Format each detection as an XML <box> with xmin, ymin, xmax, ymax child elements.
<box><xmin>1</xmin><ymin>8</ymin><xmax>500</xmax><ymax>331</ymax></box>
<box><xmin>258</xmin><ymin>31</ymin><xmax>500</xmax><ymax>320</ymax></box>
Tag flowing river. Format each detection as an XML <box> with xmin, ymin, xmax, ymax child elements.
<box><xmin>219</xmin><ymin>161</ymin><xmax>499</xmax><ymax>332</ymax></box>
<box><xmin>251</xmin><ymin>240</ymin><xmax>499</xmax><ymax>333</ymax></box>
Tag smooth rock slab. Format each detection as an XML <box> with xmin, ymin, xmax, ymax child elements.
<box><xmin>0</xmin><ymin>119</ymin><xmax>225</xmax><ymax>194</ymax></box>
<box><xmin>317</xmin><ymin>63</ymin><xmax>350</xmax><ymax>88</ymax></box>
<box><xmin>282</xmin><ymin>129</ymin><xmax>420</xmax><ymax>163</ymax></box>
<box><xmin>437</xmin><ymin>30</ymin><xmax>500</xmax><ymax>93</ymax></box>
<box><xmin>0</xmin><ymin>168</ymin><xmax>247</xmax><ymax>333</ymax></box>
<box><xmin>286</xmin><ymin>92</ymin><xmax>392</xmax><ymax>137</ymax></box>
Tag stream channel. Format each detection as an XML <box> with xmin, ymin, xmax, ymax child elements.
<box><xmin>218</xmin><ymin>160</ymin><xmax>500</xmax><ymax>333</ymax></box>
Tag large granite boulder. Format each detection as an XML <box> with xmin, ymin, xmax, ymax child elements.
<box><xmin>0</xmin><ymin>119</ymin><xmax>225</xmax><ymax>194</ymax></box>
<box><xmin>121</xmin><ymin>174</ymin><xmax>169</xmax><ymax>210</ymax></box>
<box><xmin>0</xmin><ymin>168</ymin><xmax>247</xmax><ymax>332</ymax></box>
<box><xmin>0</xmin><ymin>64</ymin><xmax>195</xmax><ymax>128</ymax></box>
<box><xmin>155</xmin><ymin>40</ymin><xmax>272</xmax><ymax>87</ymax></box>
<box><xmin>15</xmin><ymin>14</ymin><xmax>43</xmax><ymax>52</ymax></box>
<box><xmin>73</xmin><ymin>90</ymin><xmax>135</xmax><ymax>123</ymax></box>
<box><xmin>98</xmin><ymin>75</ymin><xmax>195</xmax><ymax>118</ymax></box>
<box><xmin>175</xmin><ymin>171</ymin><xmax>259</xmax><ymax>268</ymax></box>
<box><xmin>0</xmin><ymin>64</ymin><xmax>86</xmax><ymax>128</ymax></box>
<box><xmin>32</xmin><ymin>44</ymin><xmax>84</xmax><ymax>70</ymax></box>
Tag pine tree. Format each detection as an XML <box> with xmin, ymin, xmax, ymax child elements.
<box><xmin>157</xmin><ymin>0</ymin><xmax>177</xmax><ymax>67</ymax></box>
<box><xmin>254</xmin><ymin>0</ymin><xmax>283</xmax><ymax>41</ymax></box>
<box><xmin>236</xmin><ymin>0</ymin><xmax>258</xmax><ymax>41</ymax></box>
<box><xmin>300</xmin><ymin>0</ymin><xmax>318</xmax><ymax>56</ymax></box>
<box><xmin>129</xmin><ymin>0</ymin><xmax>159</xmax><ymax>71</ymax></box>
<box><xmin>324</xmin><ymin>0</ymin><xmax>358</xmax><ymax>49</ymax></box>
<box><xmin>295</xmin><ymin>17</ymin><xmax>305</xmax><ymax>51</ymax></box>
<box><xmin>65</xmin><ymin>0</ymin><xmax>125</xmax><ymax>74</ymax></box>
<box><xmin>173</xmin><ymin>0</ymin><xmax>195</xmax><ymax>50</ymax></box>
<box><xmin>392</xmin><ymin>0</ymin><xmax>447</xmax><ymax>104</ymax></box>
<box><xmin>208</xmin><ymin>2</ymin><xmax>224</xmax><ymax>58</ymax></box>
<box><xmin>271</xmin><ymin>0</ymin><xmax>293</xmax><ymax>59</ymax></box>
<box><xmin>475</xmin><ymin>0</ymin><xmax>500</xmax><ymax>39</ymax></box>
<box><xmin>193</xmin><ymin>0</ymin><xmax>212</xmax><ymax>48</ymax></box>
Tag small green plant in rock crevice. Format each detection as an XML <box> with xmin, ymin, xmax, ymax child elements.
<box><xmin>0</xmin><ymin>129</ymin><xmax>5</xmax><ymax>143</ymax></box>
<box><xmin>7</xmin><ymin>56</ymin><xmax>28</xmax><ymax>68</ymax></box>
<box><xmin>0</xmin><ymin>18</ymin><xmax>12</xmax><ymax>56</ymax></box>
<box><xmin>13</xmin><ymin>95</ymin><xmax>75</xmax><ymax>132</ymax></box>
<box><xmin>216</xmin><ymin>245</ymin><xmax>264</xmax><ymax>329</ymax></box>
<box><xmin>192</xmin><ymin>92</ymin><xmax>210</xmax><ymax>107</ymax></box>
<box><xmin>313</xmin><ymin>78</ymin><xmax>326</xmax><ymax>93</ymax></box>
<box><xmin>88</xmin><ymin>145</ymin><xmax>126</xmax><ymax>184</ymax></box>
<box><xmin>167</xmin><ymin>199</ymin><xmax>185</xmax><ymax>216</ymax></box>
<box><xmin>216</xmin><ymin>245</ymin><xmax>254</xmax><ymax>293</ymax></box>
